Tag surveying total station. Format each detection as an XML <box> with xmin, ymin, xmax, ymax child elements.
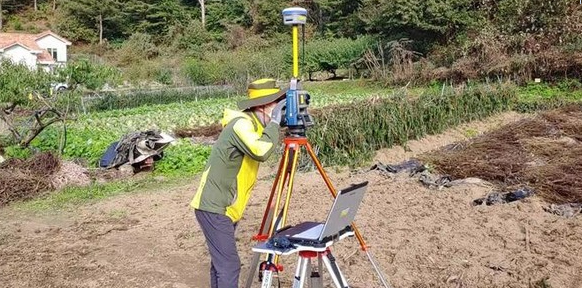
<box><xmin>243</xmin><ymin>7</ymin><xmax>391</xmax><ymax>288</ymax></box>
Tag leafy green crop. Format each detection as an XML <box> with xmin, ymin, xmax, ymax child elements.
<box><xmin>24</xmin><ymin>81</ymin><xmax>529</xmax><ymax>174</ymax></box>
<box><xmin>154</xmin><ymin>139</ymin><xmax>211</xmax><ymax>176</ymax></box>
<box><xmin>29</xmin><ymin>83</ymin><xmax>399</xmax><ymax>168</ymax></box>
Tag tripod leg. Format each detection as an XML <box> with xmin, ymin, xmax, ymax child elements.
<box><xmin>305</xmin><ymin>142</ymin><xmax>370</xmax><ymax>252</ymax></box>
<box><xmin>261</xmin><ymin>270</ymin><xmax>275</xmax><ymax>288</ymax></box>
<box><xmin>279</xmin><ymin>143</ymin><xmax>301</xmax><ymax>229</ymax></box>
<box><xmin>268</xmin><ymin>142</ymin><xmax>293</xmax><ymax>236</ymax></box>
<box><xmin>308</xmin><ymin>254</ymin><xmax>323</xmax><ymax>288</ymax></box>
<box><xmin>258</xmin><ymin>143</ymin><xmax>294</xmax><ymax>266</ymax></box>
<box><xmin>292</xmin><ymin>256</ymin><xmax>303</xmax><ymax>288</ymax></box>
<box><xmin>306</xmin><ymin>142</ymin><xmax>391</xmax><ymax>287</ymax></box>
<box><xmin>257</xmin><ymin>149</ymin><xmax>287</xmax><ymax>237</ymax></box>
<box><xmin>318</xmin><ymin>253</ymin><xmax>324</xmax><ymax>285</ymax></box>
<box><xmin>273</xmin><ymin>144</ymin><xmax>301</xmax><ymax>265</ymax></box>
<box><xmin>244</xmin><ymin>252</ymin><xmax>261</xmax><ymax>288</ymax></box>
<box><xmin>365</xmin><ymin>249</ymin><xmax>392</xmax><ymax>288</ymax></box>
<box><xmin>293</xmin><ymin>256</ymin><xmax>309</xmax><ymax>288</ymax></box>
<box><xmin>305</xmin><ymin>142</ymin><xmax>337</xmax><ymax>197</ymax></box>
<box><xmin>322</xmin><ymin>252</ymin><xmax>349</xmax><ymax>288</ymax></box>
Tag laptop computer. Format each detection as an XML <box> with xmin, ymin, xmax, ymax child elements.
<box><xmin>275</xmin><ymin>181</ymin><xmax>368</xmax><ymax>244</ymax></box>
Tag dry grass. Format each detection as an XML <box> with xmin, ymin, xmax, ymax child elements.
<box><xmin>421</xmin><ymin>104</ymin><xmax>582</xmax><ymax>204</ymax></box>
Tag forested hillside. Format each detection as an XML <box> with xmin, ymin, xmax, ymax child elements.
<box><xmin>1</xmin><ymin>0</ymin><xmax>581</xmax><ymax>87</ymax></box>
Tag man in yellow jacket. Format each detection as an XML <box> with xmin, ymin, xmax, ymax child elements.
<box><xmin>191</xmin><ymin>78</ymin><xmax>286</xmax><ymax>288</ymax></box>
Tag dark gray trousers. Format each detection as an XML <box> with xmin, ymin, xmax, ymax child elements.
<box><xmin>195</xmin><ymin>209</ymin><xmax>240</xmax><ymax>288</ymax></box>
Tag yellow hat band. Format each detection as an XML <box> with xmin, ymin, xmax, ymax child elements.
<box><xmin>248</xmin><ymin>88</ymin><xmax>280</xmax><ymax>99</ymax></box>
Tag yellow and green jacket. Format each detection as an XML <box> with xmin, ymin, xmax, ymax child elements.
<box><xmin>190</xmin><ymin>109</ymin><xmax>280</xmax><ymax>222</ymax></box>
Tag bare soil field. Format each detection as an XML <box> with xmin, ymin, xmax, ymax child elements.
<box><xmin>1</xmin><ymin>111</ymin><xmax>581</xmax><ymax>288</ymax></box>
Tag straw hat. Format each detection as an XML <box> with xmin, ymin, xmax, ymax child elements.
<box><xmin>237</xmin><ymin>78</ymin><xmax>287</xmax><ymax>110</ymax></box>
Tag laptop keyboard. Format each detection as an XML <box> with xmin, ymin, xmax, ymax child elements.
<box><xmin>291</xmin><ymin>224</ymin><xmax>324</xmax><ymax>240</ymax></box>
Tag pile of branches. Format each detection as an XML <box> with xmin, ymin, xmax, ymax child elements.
<box><xmin>0</xmin><ymin>152</ymin><xmax>60</xmax><ymax>206</ymax></box>
<box><xmin>421</xmin><ymin>105</ymin><xmax>582</xmax><ymax>204</ymax></box>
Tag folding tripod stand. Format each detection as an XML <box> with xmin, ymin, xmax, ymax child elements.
<box><xmin>249</xmin><ymin>233</ymin><xmax>353</xmax><ymax>288</ymax></box>
<box><xmin>293</xmin><ymin>249</ymin><xmax>348</xmax><ymax>288</ymax></box>
<box><xmin>243</xmin><ymin>135</ymin><xmax>391</xmax><ymax>288</ymax></box>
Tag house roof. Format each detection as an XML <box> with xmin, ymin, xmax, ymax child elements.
<box><xmin>35</xmin><ymin>31</ymin><xmax>72</xmax><ymax>45</ymax></box>
<box><xmin>0</xmin><ymin>41</ymin><xmax>38</xmax><ymax>52</ymax></box>
<box><xmin>0</xmin><ymin>30</ymin><xmax>72</xmax><ymax>63</ymax></box>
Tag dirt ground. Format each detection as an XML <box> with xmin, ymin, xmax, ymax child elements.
<box><xmin>1</xmin><ymin>111</ymin><xmax>581</xmax><ymax>288</ymax></box>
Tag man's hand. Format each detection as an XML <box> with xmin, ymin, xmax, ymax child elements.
<box><xmin>270</xmin><ymin>99</ymin><xmax>286</xmax><ymax>126</ymax></box>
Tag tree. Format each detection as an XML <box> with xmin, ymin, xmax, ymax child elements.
<box><xmin>359</xmin><ymin>0</ymin><xmax>478</xmax><ymax>51</ymax></box>
<box><xmin>323</xmin><ymin>0</ymin><xmax>365</xmax><ymax>37</ymax></box>
<box><xmin>0</xmin><ymin>60</ymin><xmax>64</xmax><ymax>148</ymax></box>
<box><xmin>248</xmin><ymin>0</ymin><xmax>288</xmax><ymax>35</ymax></box>
<box><xmin>60</xmin><ymin>0</ymin><xmax>122</xmax><ymax>44</ymax></box>
<box><xmin>121</xmin><ymin>0</ymin><xmax>190</xmax><ymax>39</ymax></box>
<box><xmin>0</xmin><ymin>58</ymin><xmax>120</xmax><ymax>150</ymax></box>
<box><xmin>198</xmin><ymin>0</ymin><xmax>205</xmax><ymax>28</ymax></box>
<box><xmin>299</xmin><ymin>0</ymin><xmax>365</xmax><ymax>38</ymax></box>
<box><xmin>205</xmin><ymin>0</ymin><xmax>251</xmax><ymax>32</ymax></box>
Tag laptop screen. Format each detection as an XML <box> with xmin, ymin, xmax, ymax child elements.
<box><xmin>318</xmin><ymin>181</ymin><xmax>368</xmax><ymax>240</ymax></box>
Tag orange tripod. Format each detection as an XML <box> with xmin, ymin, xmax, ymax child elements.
<box><xmin>243</xmin><ymin>135</ymin><xmax>391</xmax><ymax>288</ymax></box>
<box><xmin>253</xmin><ymin>136</ymin><xmax>367</xmax><ymax>247</ymax></box>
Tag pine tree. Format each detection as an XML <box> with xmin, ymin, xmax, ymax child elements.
<box><xmin>61</xmin><ymin>0</ymin><xmax>122</xmax><ymax>44</ymax></box>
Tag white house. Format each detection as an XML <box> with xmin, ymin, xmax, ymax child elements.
<box><xmin>0</xmin><ymin>30</ymin><xmax>72</xmax><ymax>71</ymax></box>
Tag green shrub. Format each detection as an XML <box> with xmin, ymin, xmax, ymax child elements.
<box><xmin>556</xmin><ymin>79</ymin><xmax>582</xmax><ymax>91</ymax></box>
<box><xmin>0</xmin><ymin>60</ymin><xmax>54</xmax><ymax>106</ymax></box>
<box><xmin>155</xmin><ymin>68</ymin><xmax>174</xmax><ymax>85</ymax></box>
<box><xmin>168</xmin><ymin>19</ymin><xmax>212</xmax><ymax>53</ymax></box>
<box><xmin>121</xmin><ymin>59</ymin><xmax>168</xmax><ymax>85</ymax></box>
<box><xmin>183</xmin><ymin>58</ymin><xmax>213</xmax><ymax>85</ymax></box>
<box><xmin>191</xmin><ymin>45</ymin><xmax>289</xmax><ymax>92</ymax></box>
<box><xmin>0</xmin><ymin>134</ymin><xmax>14</xmax><ymax>149</ymax></box>
<box><xmin>58</xmin><ymin>58</ymin><xmax>121</xmax><ymax>91</ymax></box>
<box><xmin>517</xmin><ymin>81</ymin><xmax>582</xmax><ymax>105</ymax></box>
<box><xmin>513</xmin><ymin>97</ymin><xmax>579</xmax><ymax>113</ymax></box>
<box><xmin>182</xmin><ymin>37</ymin><xmax>374</xmax><ymax>89</ymax></box>
<box><xmin>116</xmin><ymin>33</ymin><xmax>159</xmax><ymax>66</ymax></box>
<box><xmin>13</xmin><ymin>19</ymin><xmax>23</xmax><ymax>31</ymax></box>
<box><xmin>298</xmin><ymin>37</ymin><xmax>375</xmax><ymax>79</ymax></box>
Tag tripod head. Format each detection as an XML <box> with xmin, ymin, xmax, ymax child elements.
<box><xmin>281</xmin><ymin>7</ymin><xmax>314</xmax><ymax>137</ymax></box>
